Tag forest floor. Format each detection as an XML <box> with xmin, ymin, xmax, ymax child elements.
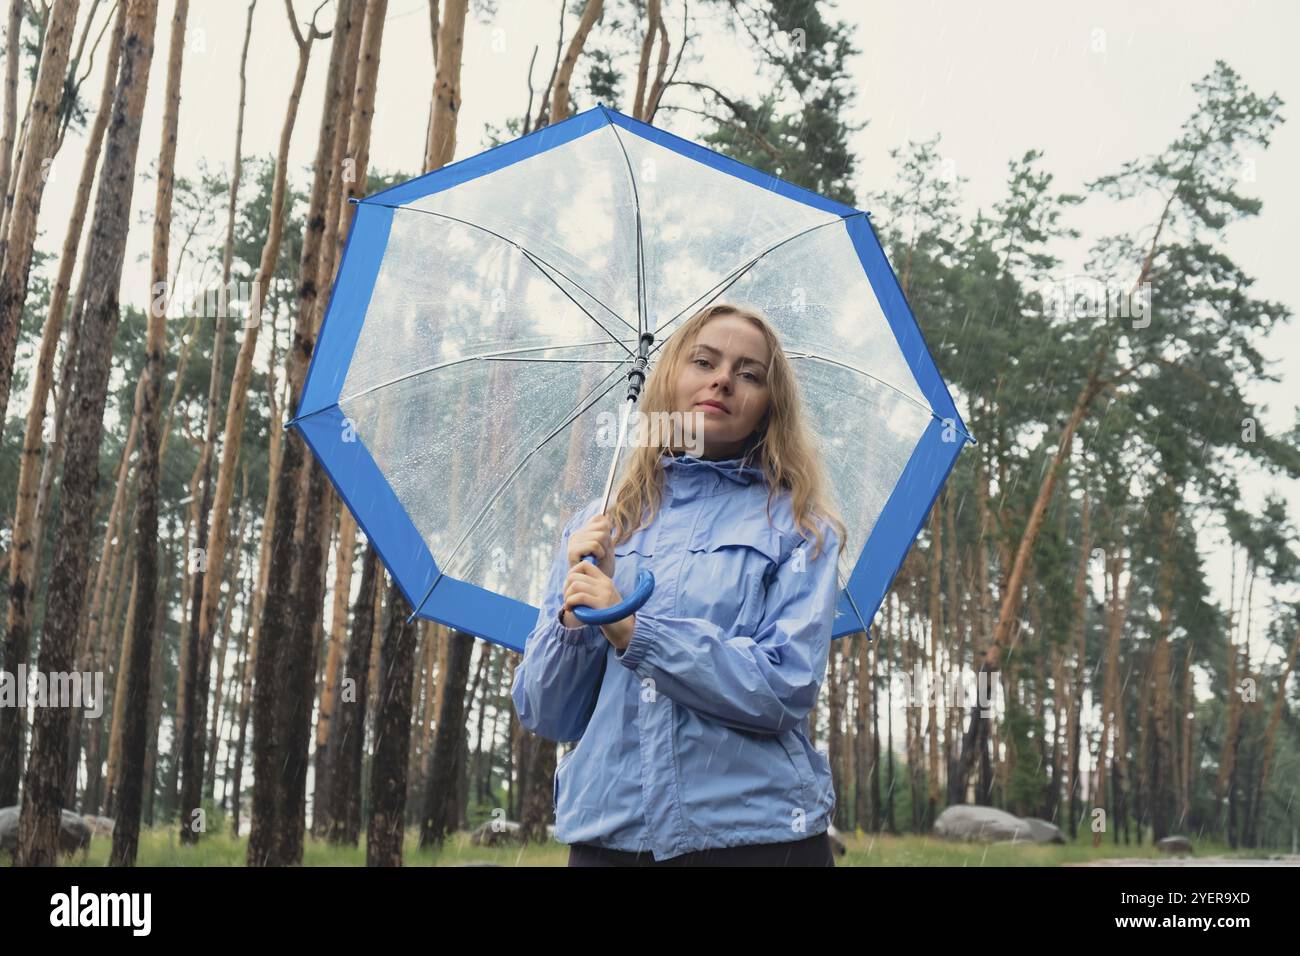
<box><xmin>49</xmin><ymin>826</ymin><xmax>1296</xmax><ymax>866</ymax></box>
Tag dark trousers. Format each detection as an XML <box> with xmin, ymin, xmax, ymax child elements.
<box><xmin>567</xmin><ymin>830</ymin><xmax>834</xmax><ymax>867</ymax></box>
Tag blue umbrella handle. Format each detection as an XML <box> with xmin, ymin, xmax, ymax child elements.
<box><xmin>571</xmin><ymin>553</ymin><xmax>655</xmax><ymax>625</ymax></box>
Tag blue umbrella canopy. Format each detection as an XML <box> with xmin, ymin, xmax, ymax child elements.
<box><xmin>290</xmin><ymin>103</ymin><xmax>975</xmax><ymax>652</ymax></box>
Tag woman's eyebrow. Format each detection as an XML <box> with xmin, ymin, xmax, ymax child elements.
<box><xmin>691</xmin><ymin>343</ymin><xmax>768</xmax><ymax>369</ymax></box>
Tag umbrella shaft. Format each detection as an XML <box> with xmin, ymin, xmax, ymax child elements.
<box><xmin>598</xmin><ymin>331</ymin><xmax>655</xmax><ymax>515</ymax></box>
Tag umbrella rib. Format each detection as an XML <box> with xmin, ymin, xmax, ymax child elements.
<box><xmin>650</xmin><ymin>212</ymin><xmax>862</xmax><ymax>341</ymax></box>
<box><xmin>477</xmin><ymin>356</ymin><xmax>627</xmax><ymax>364</ymax></box>
<box><xmin>604</xmin><ymin>120</ymin><xmax>647</xmax><ymax>336</ymax></box>
<box><xmin>362</xmin><ymin>199</ymin><xmax>639</xmax><ymax>342</ymax></box>
<box><xmin>335</xmin><ymin>339</ymin><xmax>635</xmax><ymax>407</ymax></box>
<box><xmin>408</xmin><ymin>362</ymin><xmax>630</xmax><ymax>620</ymax></box>
<box><xmin>786</xmin><ymin>351</ymin><xmax>975</xmax><ymax>441</ymax></box>
<box><xmin>516</xmin><ymin>245</ymin><xmax>639</xmax><ymax>344</ymax></box>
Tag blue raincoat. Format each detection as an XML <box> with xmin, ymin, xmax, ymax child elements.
<box><xmin>511</xmin><ymin>452</ymin><xmax>841</xmax><ymax>861</ymax></box>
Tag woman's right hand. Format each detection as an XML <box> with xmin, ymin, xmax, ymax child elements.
<box><xmin>560</xmin><ymin>515</ymin><xmax>615</xmax><ymax>628</ymax></box>
<box><xmin>567</xmin><ymin>513</ymin><xmax>615</xmax><ymax>580</ymax></box>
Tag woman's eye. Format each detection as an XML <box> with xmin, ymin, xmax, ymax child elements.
<box><xmin>692</xmin><ymin>358</ymin><xmax>711</xmax><ymax>368</ymax></box>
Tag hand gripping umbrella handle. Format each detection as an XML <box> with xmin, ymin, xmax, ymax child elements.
<box><xmin>570</xmin><ymin>331</ymin><xmax>657</xmax><ymax>627</ymax></box>
<box><xmin>571</xmin><ymin>553</ymin><xmax>655</xmax><ymax>625</ymax></box>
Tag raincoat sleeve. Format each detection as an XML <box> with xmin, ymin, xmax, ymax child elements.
<box><xmin>614</xmin><ymin>522</ymin><xmax>840</xmax><ymax>737</ymax></box>
<box><xmin>510</xmin><ymin>504</ymin><xmax>608</xmax><ymax>743</ymax></box>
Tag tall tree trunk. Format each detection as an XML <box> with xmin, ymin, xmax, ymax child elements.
<box><xmin>412</xmin><ymin>2</ymin><xmax>477</xmax><ymax>849</ymax></box>
<box><xmin>311</xmin><ymin>510</ymin><xmax>357</xmax><ymax>835</ymax></box>
<box><xmin>273</xmin><ymin>0</ymin><xmax>384</xmax><ymax>866</ymax></box>
<box><xmin>247</xmin><ymin>0</ymin><xmax>355</xmax><ymax>867</ymax></box>
<box><xmin>1150</xmin><ymin>495</ymin><xmax>1179</xmax><ymax>840</ymax></box>
<box><xmin>1067</xmin><ymin>491</ymin><xmax>1090</xmax><ymax>838</ymax></box>
<box><xmin>827</xmin><ymin>638</ymin><xmax>845</xmax><ymax>829</ymax></box>
<box><xmin>549</xmin><ymin>0</ymin><xmax>601</xmax><ymax>123</ymax></box>
<box><xmin>206</xmin><ymin>483</ymin><xmax>250</xmax><ymax>800</ymax></box>
<box><xmin>327</xmin><ymin>543</ymin><xmax>379</xmax><ymax>845</ymax></box>
<box><xmin>15</xmin><ymin>0</ymin><xmax>159</xmax><ymax>867</ymax></box>
<box><xmin>885</xmin><ymin>594</ymin><xmax>896</xmax><ymax>830</ymax></box>
<box><xmin>631</xmin><ymin>0</ymin><xmax>666</xmax><ymax>121</ymax></box>
<box><xmin>0</xmin><ymin>0</ymin><xmax>124</xmax><ymax>808</ymax></box>
<box><xmin>112</xmin><ymin>0</ymin><xmax>189</xmax><ymax>867</ymax></box>
<box><xmin>1097</xmin><ymin>536</ymin><xmax>1124</xmax><ymax>841</ymax></box>
<box><xmin>141</xmin><ymin>541</ymin><xmax>169</xmax><ymax>826</ymax></box>
<box><xmin>0</xmin><ymin>0</ymin><xmax>80</xmax><ymax>432</ymax></box>
<box><xmin>926</xmin><ymin>509</ymin><xmax>942</xmax><ymax>827</ymax></box>
<box><xmin>176</xmin><ymin>0</ymin><xmax>256</xmax><ymax>846</ymax></box>
<box><xmin>1249</xmin><ymin>626</ymin><xmax>1300</xmax><ymax>844</ymax></box>
<box><xmin>426</xmin><ymin>0</ymin><xmax>465</xmax><ymax>168</ymax></box>
<box><xmin>103</xmin><ymin>567</ymin><xmax>140</xmax><ymax>817</ymax></box>
<box><xmin>952</xmin><ymin>358</ymin><xmax>1106</xmax><ymax>803</ymax></box>
<box><xmin>853</xmin><ymin>631</ymin><xmax>871</xmax><ymax>831</ymax></box>
<box><xmin>366</xmin><ymin>582</ymin><xmax>417</xmax><ymax>865</ymax></box>
<box><xmin>0</xmin><ymin>0</ymin><xmax>24</xmax><ymax>210</ymax></box>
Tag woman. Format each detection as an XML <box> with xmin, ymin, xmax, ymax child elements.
<box><xmin>512</xmin><ymin>302</ymin><xmax>847</xmax><ymax>867</ymax></box>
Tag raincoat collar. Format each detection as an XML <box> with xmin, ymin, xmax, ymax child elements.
<box><xmin>661</xmin><ymin>450</ymin><xmax>765</xmax><ymax>495</ymax></box>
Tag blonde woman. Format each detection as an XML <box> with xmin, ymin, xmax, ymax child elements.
<box><xmin>512</xmin><ymin>302</ymin><xmax>847</xmax><ymax>867</ymax></box>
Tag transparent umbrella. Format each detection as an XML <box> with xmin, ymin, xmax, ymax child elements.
<box><xmin>289</xmin><ymin>104</ymin><xmax>976</xmax><ymax>651</ymax></box>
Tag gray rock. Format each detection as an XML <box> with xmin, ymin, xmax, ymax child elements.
<box><xmin>470</xmin><ymin>818</ymin><xmax>520</xmax><ymax>846</ymax></box>
<box><xmin>1022</xmin><ymin>817</ymin><xmax>1067</xmax><ymax>844</ymax></box>
<box><xmin>933</xmin><ymin>804</ymin><xmax>1037</xmax><ymax>843</ymax></box>
<box><xmin>83</xmin><ymin>814</ymin><xmax>115</xmax><ymax>838</ymax></box>
<box><xmin>1156</xmin><ymin>835</ymin><xmax>1194</xmax><ymax>855</ymax></box>
<box><xmin>470</xmin><ymin>818</ymin><xmax>552</xmax><ymax>847</ymax></box>
<box><xmin>0</xmin><ymin>805</ymin><xmax>93</xmax><ymax>856</ymax></box>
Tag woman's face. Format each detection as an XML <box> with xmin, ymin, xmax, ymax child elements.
<box><xmin>672</xmin><ymin>314</ymin><xmax>771</xmax><ymax>460</ymax></box>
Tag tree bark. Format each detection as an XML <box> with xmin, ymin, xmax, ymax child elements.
<box><xmin>549</xmin><ymin>0</ymin><xmax>601</xmax><ymax>123</ymax></box>
<box><xmin>366</xmin><ymin>582</ymin><xmax>417</xmax><ymax>865</ymax></box>
<box><xmin>176</xmin><ymin>0</ymin><xmax>256</xmax><ymax>845</ymax></box>
<box><xmin>426</xmin><ymin>0</ymin><xmax>465</xmax><ymax>168</ymax></box>
<box><xmin>111</xmin><ymin>0</ymin><xmax>189</xmax><ymax>867</ymax></box>
<box><xmin>326</xmin><ymin>543</ymin><xmax>378</xmax><ymax>845</ymax></box>
<box><xmin>1067</xmin><ymin>490</ymin><xmax>1090</xmax><ymax>838</ymax></box>
<box><xmin>15</xmin><ymin>0</ymin><xmax>159</xmax><ymax>868</ymax></box>
<box><xmin>951</xmin><ymin>358</ymin><xmax>1106</xmax><ymax>803</ymax></box>
<box><xmin>0</xmin><ymin>0</ymin><xmax>124</xmax><ymax>808</ymax></box>
<box><xmin>0</xmin><ymin>0</ymin><xmax>24</xmax><ymax>211</ymax></box>
<box><xmin>247</xmin><ymin>0</ymin><xmax>355</xmax><ymax>867</ymax></box>
<box><xmin>273</xmin><ymin>0</ymin><xmax>384</xmax><ymax>866</ymax></box>
<box><xmin>0</xmin><ymin>0</ymin><xmax>80</xmax><ymax>432</ymax></box>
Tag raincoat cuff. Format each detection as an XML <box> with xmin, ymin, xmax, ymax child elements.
<box><xmin>615</xmin><ymin>613</ymin><xmax>655</xmax><ymax>671</ymax></box>
<box><xmin>552</xmin><ymin>608</ymin><xmax>603</xmax><ymax>648</ymax></box>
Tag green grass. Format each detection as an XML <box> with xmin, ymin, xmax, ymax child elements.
<box><xmin>832</xmin><ymin>830</ymin><xmax>1269</xmax><ymax>866</ymax></box>
<box><xmin>58</xmin><ymin>825</ymin><xmax>570</xmax><ymax>866</ymax></box>
<box><xmin>36</xmin><ymin>824</ymin><xmax>1284</xmax><ymax>866</ymax></box>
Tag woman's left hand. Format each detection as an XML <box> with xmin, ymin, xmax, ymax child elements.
<box><xmin>561</xmin><ymin>560</ymin><xmax>636</xmax><ymax>651</ymax></box>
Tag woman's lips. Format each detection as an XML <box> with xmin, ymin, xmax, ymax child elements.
<box><xmin>695</xmin><ymin>401</ymin><xmax>729</xmax><ymax>414</ymax></box>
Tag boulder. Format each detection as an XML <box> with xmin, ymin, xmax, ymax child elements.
<box><xmin>470</xmin><ymin>818</ymin><xmax>525</xmax><ymax>847</ymax></box>
<box><xmin>1156</xmin><ymin>835</ymin><xmax>1194</xmax><ymax>855</ymax></box>
<box><xmin>1021</xmin><ymin>817</ymin><xmax>1067</xmax><ymax>844</ymax></box>
<box><xmin>0</xmin><ymin>805</ymin><xmax>93</xmax><ymax>856</ymax></box>
<box><xmin>934</xmin><ymin>805</ymin><xmax>1038</xmax><ymax>843</ymax></box>
<box><xmin>83</xmin><ymin>815</ymin><xmax>116</xmax><ymax>838</ymax></box>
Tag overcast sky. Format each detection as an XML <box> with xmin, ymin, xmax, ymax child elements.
<box><xmin>24</xmin><ymin>0</ymin><xmax>1300</xmax><ymax>659</ymax></box>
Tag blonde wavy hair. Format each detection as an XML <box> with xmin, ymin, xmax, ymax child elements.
<box><xmin>606</xmin><ymin>302</ymin><xmax>846</xmax><ymax>562</ymax></box>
